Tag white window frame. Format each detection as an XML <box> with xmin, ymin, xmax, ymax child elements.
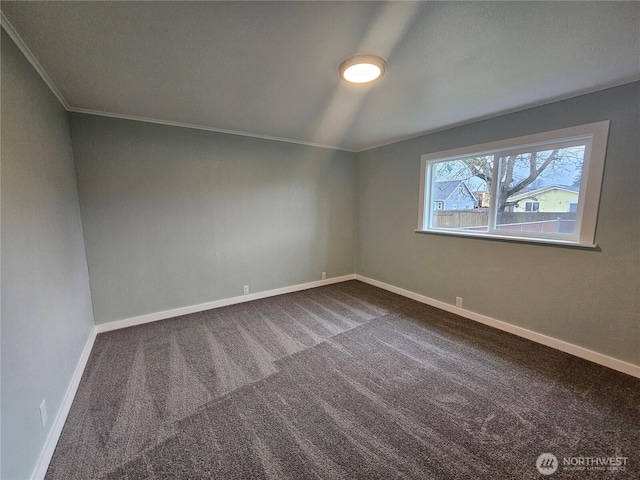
<box><xmin>417</xmin><ymin>121</ymin><xmax>609</xmax><ymax>248</ymax></box>
<box><xmin>524</xmin><ymin>202</ymin><xmax>540</xmax><ymax>213</ymax></box>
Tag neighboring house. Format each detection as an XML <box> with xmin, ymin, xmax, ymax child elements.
<box><xmin>433</xmin><ymin>181</ymin><xmax>478</xmax><ymax>210</ymax></box>
<box><xmin>507</xmin><ymin>185</ymin><xmax>579</xmax><ymax>213</ymax></box>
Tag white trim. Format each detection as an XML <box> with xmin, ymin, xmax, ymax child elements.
<box><xmin>0</xmin><ymin>12</ymin><xmax>70</xmax><ymax>110</ymax></box>
<box><xmin>68</xmin><ymin>108</ymin><xmax>355</xmax><ymax>153</ymax></box>
<box><xmin>418</xmin><ymin>121</ymin><xmax>609</xmax><ymax>247</ymax></box>
<box><xmin>22</xmin><ymin>273</ymin><xmax>640</xmax><ymax>480</ymax></box>
<box><xmin>1</xmin><ymin>8</ymin><xmax>636</xmax><ymax>155</ymax></box>
<box><xmin>31</xmin><ymin>326</ymin><xmax>98</xmax><ymax>480</ymax></box>
<box><xmin>0</xmin><ymin>12</ymin><xmax>351</xmax><ymax>152</ymax></box>
<box><xmin>414</xmin><ymin>229</ymin><xmax>597</xmax><ymax>249</ymax></box>
<box><xmin>355</xmin><ymin>275</ymin><xmax>640</xmax><ymax>379</ymax></box>
<box><xmin>356</xmin><ymin>78</ymin><xmax>638</xmax><ymax>153</ymax></box>
<box><xmin>96</xmin><ymin>274</ymin><xmax>356</xmax><ymax>333</ymax></box>
<box><xmin>579</xmin><ymin>121</ymin><xmax>609</xmax><ymax>245</ymax></box>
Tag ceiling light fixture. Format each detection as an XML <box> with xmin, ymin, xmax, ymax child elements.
<box><xmin>339</xmin><ymin>54</ymin><xmax>386</xmax><ymax>84</ymax></box>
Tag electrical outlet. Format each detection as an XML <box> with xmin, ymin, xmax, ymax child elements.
<box><xmin>243</xmin><ymin>285</ymin><xmax>249</xmax><ymax>295</ymax></box>
<box><xmin>456</xmin><ymin>296</ymin><xmax>463</xmax><ymax>308</ymax></box>
<box><xmin>322</xmin><ymin>272</ymin><xmax>326</xmax><ymax>280</ymax></box>
<box><xmin>39</xmin><ymin>400</ymin><xmax>48</xmax><ymax>428</ymax></box>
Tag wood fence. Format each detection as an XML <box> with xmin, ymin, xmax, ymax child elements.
<box><xmin>433</xmin><ymin>210</ymin><xmax>577</xmax><ymax>229</ymax></box>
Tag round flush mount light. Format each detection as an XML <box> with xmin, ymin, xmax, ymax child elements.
<box><xmin>339</xmin><ymin>54</ymin><xmax>386</xmax><ymax>84</ymax></box>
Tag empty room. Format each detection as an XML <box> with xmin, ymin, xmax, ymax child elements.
<box><xmin>2</xmin><ymin>2</ymin><xmax>639</xmax><ymax>479</ymax></box>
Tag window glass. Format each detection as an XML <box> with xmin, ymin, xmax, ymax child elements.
<box><xmin>429</xmin><ymin>156</ymin><xmax>492</xmax><ymax>232</ymax></box>
<box><xmin>495</xmin><ymin>146</ymin><xmax>584</xmax><ymax>235</ymax></box>
<box><xmin>419</xmin><ymin>121</ymin><xmax>609</xmax><ymax>247</ymax></box>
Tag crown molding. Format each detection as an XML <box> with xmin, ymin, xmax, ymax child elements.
<box><xmin>2</xmin><ymin>10</ymin><xmax>353</xmax><ymax>153</ymax></box>
<box><xmin>0</xmin><ymin>12</ymin><xmax>348</xmax><ymax>153</ymax></box>
<box><xmin>5</xmin><ymin>7</ymin><xmax>636</xmax><ymax>155</ymax></box>
<box><xmin>68</xmin><ymin>108</ymin><xmax>355</xmax><ymax>152</ymax></box>
<box><xmin>1</xmin><ymin>11</ymin><xmax>70</xmax><ymax>110</ymax></box>
<box><xmin>356</xmin><ymin>77</ymin><xmax>640</xmax><ymax>153</ymax></box>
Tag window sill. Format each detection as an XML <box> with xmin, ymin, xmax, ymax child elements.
<box><xmin>414</xmin><ymin>229</ymin><xmax>599</xmax><ymax>250</ymax></box>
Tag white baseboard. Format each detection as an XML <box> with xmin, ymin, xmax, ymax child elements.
<box><xmin>25</xmin><ymin>273</ymin><xmax>638</xmax><ymax>480</ymax></box>
<box><xmin>95</xmin><ymin>274</ymin><xmax>357</xmax><ymax>333</ymax></box>
<box><xmin>29</xmin><ymin>275</ymin><xmax>355</xmax><ymax>478</ymax></box>
<box><xmin>31</xmin><ymin>325</ymin><xmax>98</xmax><ymax>480</ymax></box>
<box><xmin>96</xmin><ymin>272</ymin><xmax>639</xmax><ymax>378</ymax></box>
<box><xmin>355</xmin><ymin>274</ymin><xmax>640</xmax><ymax>379</ymax></box>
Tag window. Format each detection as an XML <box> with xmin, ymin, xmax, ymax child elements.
<box><xmin>417</xmin><ymin>121</ymin><xmax>609</xmax><ymax>247</ymax></box>
<box><xmin>524</xmin><ymin>202</ymin><xmax>540</xmax><ymax>212</ymax></box>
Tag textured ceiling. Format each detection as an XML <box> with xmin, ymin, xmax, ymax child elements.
<box><xmin>2</xmin><ymin>1</ymin><xmax>639</xmax><ymax>151</ymax></box>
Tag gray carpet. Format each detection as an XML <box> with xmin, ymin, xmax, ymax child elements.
<box><xmin>46</xmin><ymin>281</ymin><xmax>639</xmax><ymax>479</ymax></box>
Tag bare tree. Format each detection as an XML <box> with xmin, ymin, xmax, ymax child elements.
<box><xmin>472</xmin><ymin>151</ymin><xmax>560</xmax><ymax>212</ymax></box>
<box><xmin>435</xmin><ymin>147</ymin><xmax>584</xmax><ymax>212</ymax></box>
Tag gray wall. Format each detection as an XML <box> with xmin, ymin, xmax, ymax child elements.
<box><xmin>356</xmin><ymin>82</ymin><xmax>640</xmax><ymax>366</ymax></box>
<box><xmin>1</xmin><ymin>22</ymin><xmax>636</xmax><ymax>476</ymax></box>
<box><xmin>1</xmin><ymin>30</ymin><xmax>95</xmax><ymax>480</ymax></box>
<box><xmin>69</xmin><ymin>114</ymin><xmax>356</xmax><ymax>324</ymax></box>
